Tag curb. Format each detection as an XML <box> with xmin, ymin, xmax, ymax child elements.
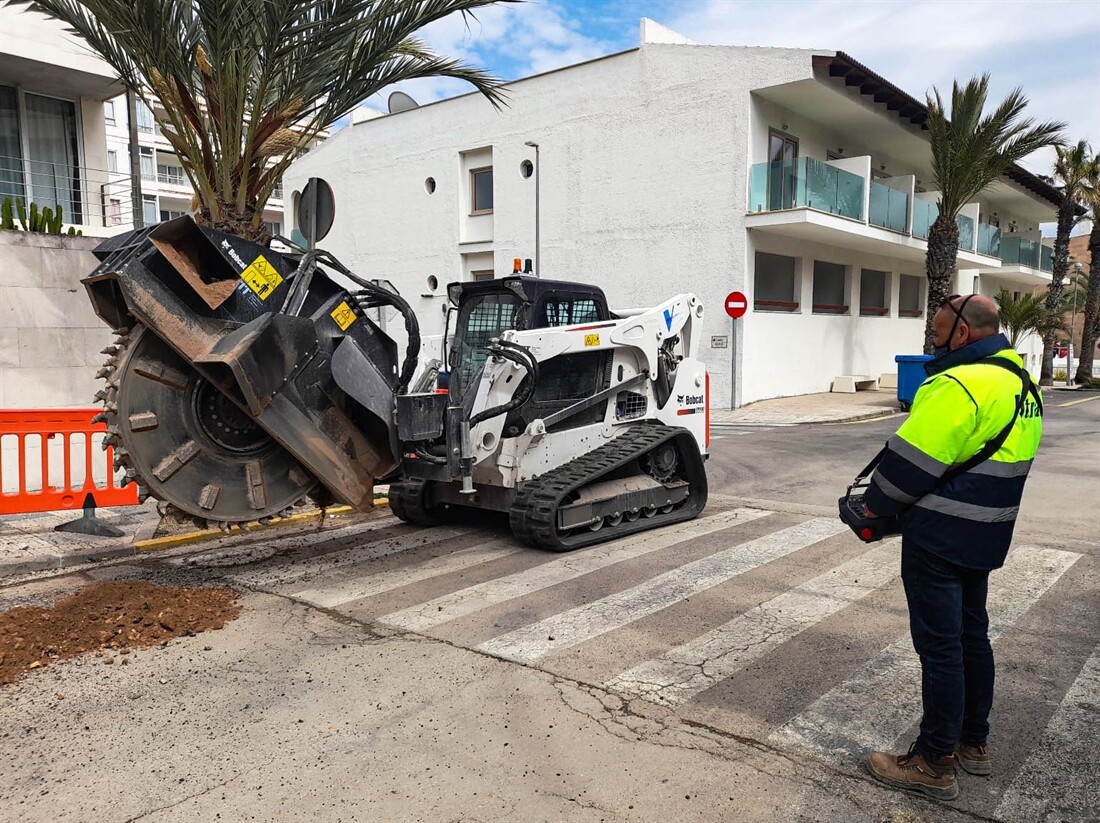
<box><xmin>0</xmin><ymin>499</ymin><xmax>389</xmax><ymax>580</ymax></box>
<box><xmin>135</xmin><ymin>500</ymin><xmax>387</xmax><ymax>552</ymax></box>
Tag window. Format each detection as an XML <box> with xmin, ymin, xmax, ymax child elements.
<box><xmin>264</xmin><ymin>220</ymin><xmax>281</xmax><ymax>237</ymax></box>
<box><xmin>767</xmin><ymin>129</ymin><xmax>798</xmax><ymax>210</ymax></box>
<box><xmin>538</xmin><ymin>297</ymin><xmax>601</xmax><ymax>327</ymax></box>
<box><xmin>0</xmin><ymin>85</ymin><xmax>24</xmax><ymax>203</ymax></box>
<box><xmin>471</xmin><ymin>167</ymin><xmax>493</xmax><ymax>214</ymax></box>
<box><xmin>812</xmin><ymin>261</ymin><xmax>848</xmax><ymax>314</ymax></box>
<box><xmin>136</xmin><ymin>101</ymin><xmax>155</xmax><ymax>133</ymax></box>
<box><xmin>103</xmin><ymin>100</ymin><xmax>115</xmax><ymax>125</ymax></box>
<box><xmin>157</xmin><ymin>163</ymin><xmax>185</xmax><ymax>186</ymax></box>
<box><xmin>859</xmin><ymin>269</ymin><xmax>890</xmax><ymax>316</ymax></box>
<box><xmin>139</xmin><ymin>147</ymin><xmax>154</xmax><ymax>181</ymax></box>
<box><xmin>899</xmin><ymin>275</ymin><xmax>923</xmax><ymax>317</ymax></box>
<box><xmin>753</xmin><ymin>252</ymin><xmax>799</xmax><ymax>311</ymax></box>
<box><xmin>108</xmin><ymin>198</ymin><xmax>121</xmax><ymax>226</ymax></box>
<box><xmin>142</xmin><ymin>194</ymin><xmax>157</xmax><ymax>225</ymax></box>
<box><xmin>159</xmin><ymin>209</ymin><xmax>186</xmax><ymax>222</ymax></box>
<box><xmin>22</xmin><ymin>92</ymin><xmax>83</xmax><ymax>224</ymax></box>
<box><xmin>451</xmin><ymin>292</ymin><xmax>521</xmax><ymax>399</ymax></box>
<box><xmin>106</xmin><ymin>150</ymin><xmax>118</xmax><ymax>174</ymax></box>
<box><xmin>471</xmin><ymin>269</ymin><xmax>494</xmax><ymax>281</ymax></box>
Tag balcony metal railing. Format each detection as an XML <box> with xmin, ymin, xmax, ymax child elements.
<box><xmin>1</xmin><ymin>153</ymin><xmax>147</xmax><ymax>229</ymax></box>
<box><xmin>869</xmin><ymin>181</ymin><xmax>909</xmax><ymax>233</ymax></box>
<box><xmin>748</xmin><ymin>158</ymin><xmax>864</xmax><ymax>220</ymax></box>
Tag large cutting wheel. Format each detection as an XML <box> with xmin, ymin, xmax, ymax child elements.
<box><xmin>100</xmin><ymin>325</ymin><xmax>316</xmax><ymax>525</ymax></box>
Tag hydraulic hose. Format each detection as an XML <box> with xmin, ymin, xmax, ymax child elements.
<box><xmin>468</xmin><ymin>341</ymin><xmax>539</xmax><ymax>427</ymax></box>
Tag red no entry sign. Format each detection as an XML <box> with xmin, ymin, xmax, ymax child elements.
<box><xmin>725</xmin><ymin>291</ymin><xmax>748</xmax><ymax>319</ymax></box>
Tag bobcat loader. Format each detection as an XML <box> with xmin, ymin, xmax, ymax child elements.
<box><xmin>83</xmin><ymin>217</ymin><xmax>708</xmax><ymax>551</ymax></box>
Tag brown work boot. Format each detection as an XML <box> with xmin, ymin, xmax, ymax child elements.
<box><xmin>955</xmin><ymin>742</ymin><xmax>992</xmax><ymax>776</ymax></box>
<box><xmin>868</xmin><ymin>744</ymin><xmax>959</xmax><ymax>801</ymax></box>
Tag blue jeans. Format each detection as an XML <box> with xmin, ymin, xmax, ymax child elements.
<box><xmin>901</xmin><ymin>539</ymin><xmax>994</xmax><ymax>760</ymax></box>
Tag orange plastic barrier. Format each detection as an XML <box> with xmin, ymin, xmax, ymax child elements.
<box><xmin>0</xmin><ymin>408</ymin><xmax>139</xmax><ymax>515</ymax></box>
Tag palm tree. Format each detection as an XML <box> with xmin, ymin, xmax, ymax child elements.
<box><xmin>12</xmin><ymin>0</ymin><xmax>515</xmax><ymax>241</ymax></box>
<box><xmin>1075</xmin><ymin>182</ymin><xmax>1100</xmax><ymax>383</ymax></box>
<box><xmin>923</xmin><ymin>75</ymin><xmax>1064</xmax><ymax>352</ymax></box>
<box><xmin>993</xmin><ymin>288</ymin><xmax>1048</xmax><ymax>348</ymax></box>
<box><xmin>1040</xmin><ymin>140</ymin><xmax>1093</xmax><ymax>383</ymax></box>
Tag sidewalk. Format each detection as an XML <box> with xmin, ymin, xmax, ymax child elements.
<box><xmin>0</xmin><ymin>501</ymin><xmax>162</xmax><ymax>579</ymax></box>
<box><xmin>712</xmin><ymin>389</ymin><xmax>901</xmax><ymax>425</ymax></box>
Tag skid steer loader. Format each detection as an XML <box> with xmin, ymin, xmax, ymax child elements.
<box><xmin>82</xmin><ymin>217</ymin><xmax>708</xmax><ymax>551</ymax></box>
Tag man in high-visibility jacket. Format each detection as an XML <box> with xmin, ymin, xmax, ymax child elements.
<box><xmin>863</xmin><ymin>294</ymin><xmax>1043</xmax><ymax>801</ymax></box>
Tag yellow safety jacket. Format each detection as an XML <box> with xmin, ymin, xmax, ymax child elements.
<box><xmin>865</xmin><ymin>333</ymin><xmax>1043</xmax><ymax>569</ymax></box>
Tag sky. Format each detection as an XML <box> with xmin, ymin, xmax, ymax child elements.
<box><xmin>363</xmin><ymin>0</ymin><xmax>1100</xmax><ymax>184</ymax></box>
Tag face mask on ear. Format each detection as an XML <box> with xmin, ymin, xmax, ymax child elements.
<box><xmin>933</xmin><ymin>294</ymin><xmax>975</xmax><ymax>359</ymax></box>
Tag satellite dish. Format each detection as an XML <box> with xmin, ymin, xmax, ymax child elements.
<box><xmin>387</xmin><ymin>91</ymin><xmax>419</xmax><ymax>114</ymax></box>
<box><xmin>296</xmin><ymin>177</ymin><xmax>335</xmax><ymax>248</ymax></box>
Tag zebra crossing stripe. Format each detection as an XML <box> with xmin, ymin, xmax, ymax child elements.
<box><xmin>607</xmin><ymin>540</ymin><xmax>901</xmax><ymax>706</ymax></box>
<box><xmin>292</xmin><ymin>538</ymin><xmax>523</xmax><ymax>608</ymax></box>
<box><xmin>229</xmin><ymin>525</ymin><xmax>476</xmax><ymax>588</ymax></box>
<box><xmin>769</xmin><ymin>545</ymin><xmax>1080</xmax><ymax>759</ymax></box>
<box><xmin>167</xmin><ymin>515</ymin><xmax>401</xmax><ymax>566</ymax></box>
<box><xmin>476</xmin><ymin>518</ymin><xmax>847</xmax><ymax>665</ymax></box>
<box><xmin>995</xmin><ymin>643</ymin><xmax>1100</xmax><ymax>823</ymax></box>
<box><xmin>377</xmin><ymin>507</ymin><xmax>774</xmax><ymax>633</ymax></box>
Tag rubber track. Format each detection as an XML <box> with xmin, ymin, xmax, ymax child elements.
<box><xmin>389</xmin><ymin>478</ymin><xmax>445</xmax><ymax>526</ymax></box>
<box><xmin>509</xmin><ymin>424</ymin><xmax>707</xmax><ymax>552</ymax></box>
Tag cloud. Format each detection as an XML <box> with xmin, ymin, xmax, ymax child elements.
<box><xmin>663</xmin><ymin>0</ymin><xmax>1099</xmax><ymax>172</ymax></box>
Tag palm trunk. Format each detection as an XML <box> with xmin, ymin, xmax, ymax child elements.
<box><xmin>1074</xmin><ymin>220</ymin><xmax>1100</xmax><ymax>384</ymax></box>
<box><xmin>923</xmin><ymin>214</ymin><xmax>959</xmax><ymax>353</ymax></box>
<box><xmin>1041</xmin><ymin>196</ymin><xmax>1076</xmax><ymax>384</ymax></box>
<box><xmin>195</xmin><ymin>202</ymin><xmax>269</xmax><ymax>244</ymax></box>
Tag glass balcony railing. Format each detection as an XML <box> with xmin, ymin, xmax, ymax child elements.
<box><xmin>869</xmin><ymin>181</ymin><xmax>909</xmax><ymax>233</ymax></box>
<box><xmin>955</xmin><ymin>214</ymin><xmax>974</xmax><ymax>251</ymax></box>
<box><xmin>912</xmin><ymin>199</ymin><xmax>937</xmax><ymax>239</ymax></box>
<box><xmin>977</xmin><ymin>222</ymin><xmax>1001</xmax><ymax>257</ymax></box>
<box><xmin>1041</xmin><ymin>244</ymin><xmax>1053</xmax><ymax>272</ymax></box>
<box><xmin>1000</xmin><ymin>235</ymin><xmax>1042</xmax><ymax>269</ymax></box>
<box><xmin>748</xmin><ymin>157</ymin><xmax>864</xmax><ymax>220</ymax></box>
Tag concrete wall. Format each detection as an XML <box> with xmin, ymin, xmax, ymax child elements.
<box><xmin>0</xmin><ymin>230</ymin><xmax>111</xmax><ymax>407</ymax></box>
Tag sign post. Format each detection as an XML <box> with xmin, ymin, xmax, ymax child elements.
<box><xmin>724</xmin><ymin>291</ymin><xmax>747</xmax><ymax>410</ymax></box>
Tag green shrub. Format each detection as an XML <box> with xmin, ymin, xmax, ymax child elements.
<box><xmin>1081</xmin><ymin>377</ymin><xmax>1100</xmax><ymax>391</ymax></box>
<box><xmin>1054</xmin><ymin>370</ymin><xmax>1067</xmax><ymax>381</ymax></box>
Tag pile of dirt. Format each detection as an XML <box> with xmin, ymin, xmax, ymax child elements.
<box><xmin>0</xmin><ymin>580</ymin><xmax>241</xmax><ymax>685</ymax></box>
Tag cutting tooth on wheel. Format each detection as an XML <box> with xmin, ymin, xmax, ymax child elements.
<box><xmin>101</xmin><ymin>345</ymin><xmax>120</xmax><ymax>356</ymax></box>
<box><xmin>91</xmin><ymin>412</ymin><xmax>108</xmax><ymax>425</ymax></box>
<box><xmin>95</xmin><ymin>366</ymin><xmax>114</xmax><ymax>379</ymax></box>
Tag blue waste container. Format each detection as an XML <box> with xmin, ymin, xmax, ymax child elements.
<box><xmin>895</xmin><ymin>354</ymin><xmax>934</xmax><ymax>411</ymax></box>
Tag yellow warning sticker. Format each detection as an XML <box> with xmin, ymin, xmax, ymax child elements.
<box><xmin>331</xmin><ymin>301</ymin><xmax>357</xmax><ymax>331</ymax></box>
<box><xmin>584</xmin><ymin>333</ymin><xmax>600</xmax><ymax>347</ymax></box>
<box><xmin>239</xmin><ymin>254</ymin><xmax>283</xmax><ymax>300</ymax></box>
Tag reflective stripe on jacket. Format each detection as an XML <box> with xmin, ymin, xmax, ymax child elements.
<box><xmin>864</xmin><ymin>334</ymin><xmax>1042</xmax><ymax>570</ymax></box>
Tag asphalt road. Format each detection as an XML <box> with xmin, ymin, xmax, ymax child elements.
<box><xmin>1</xmin><ymin>394</ymin><xmax>1097</xmax><ymax>823</ymax></box>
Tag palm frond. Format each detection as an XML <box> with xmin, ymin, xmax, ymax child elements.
<box><xmin>4</xmin><ymin>0</ymin><xmax>518</xmax><ymax>238</ymax></box>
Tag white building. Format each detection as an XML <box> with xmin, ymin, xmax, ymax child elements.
<box><xmin>102</xmin><ymin>95</ymin><xmax>289</xmax><ymax>235</ymax></box>
<box><xmin>285</xmin><ymin>19</ymin><xmax>1061</xmax><ymax>407</ymax></box>
<box><xmin>0</xmin><ymin>6</ymin><xmax>124</xmax><ymax>235</ymax></box>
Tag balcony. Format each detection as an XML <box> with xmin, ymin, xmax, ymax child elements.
<box><xmin>746</xmin><ymin>156</ymin><xmax>1001</xmax><ymax>267</ymax></box>
<box><xmin>748</xmin><ymin>158</ymin><xmax>863</xmax><ymax>220</ymax></box>
<box><xmin>869</xmin><ymin>181</ymin><xmax>908</xmax><ymax>233</ymax></box>
<box><xmin>1000</xmin><ymin>236</ymin><xmax>1053</xmax><ymax>273</ymax></box>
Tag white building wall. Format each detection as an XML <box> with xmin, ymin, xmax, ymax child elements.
<box><xmin>288</xmin><ymin>43</ymin><xmax>821</xmax><ymax>408</ymax></box>
<box><xmin>743</xmin><ymin>233</ymin><xmax>926</xmax><ymax>402</ymax></box>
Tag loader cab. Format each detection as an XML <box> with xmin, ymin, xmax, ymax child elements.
<box><xmin>446</xmin><ymin>276</ymin><xmax>610</xmax><ymax>404</ymax></box>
